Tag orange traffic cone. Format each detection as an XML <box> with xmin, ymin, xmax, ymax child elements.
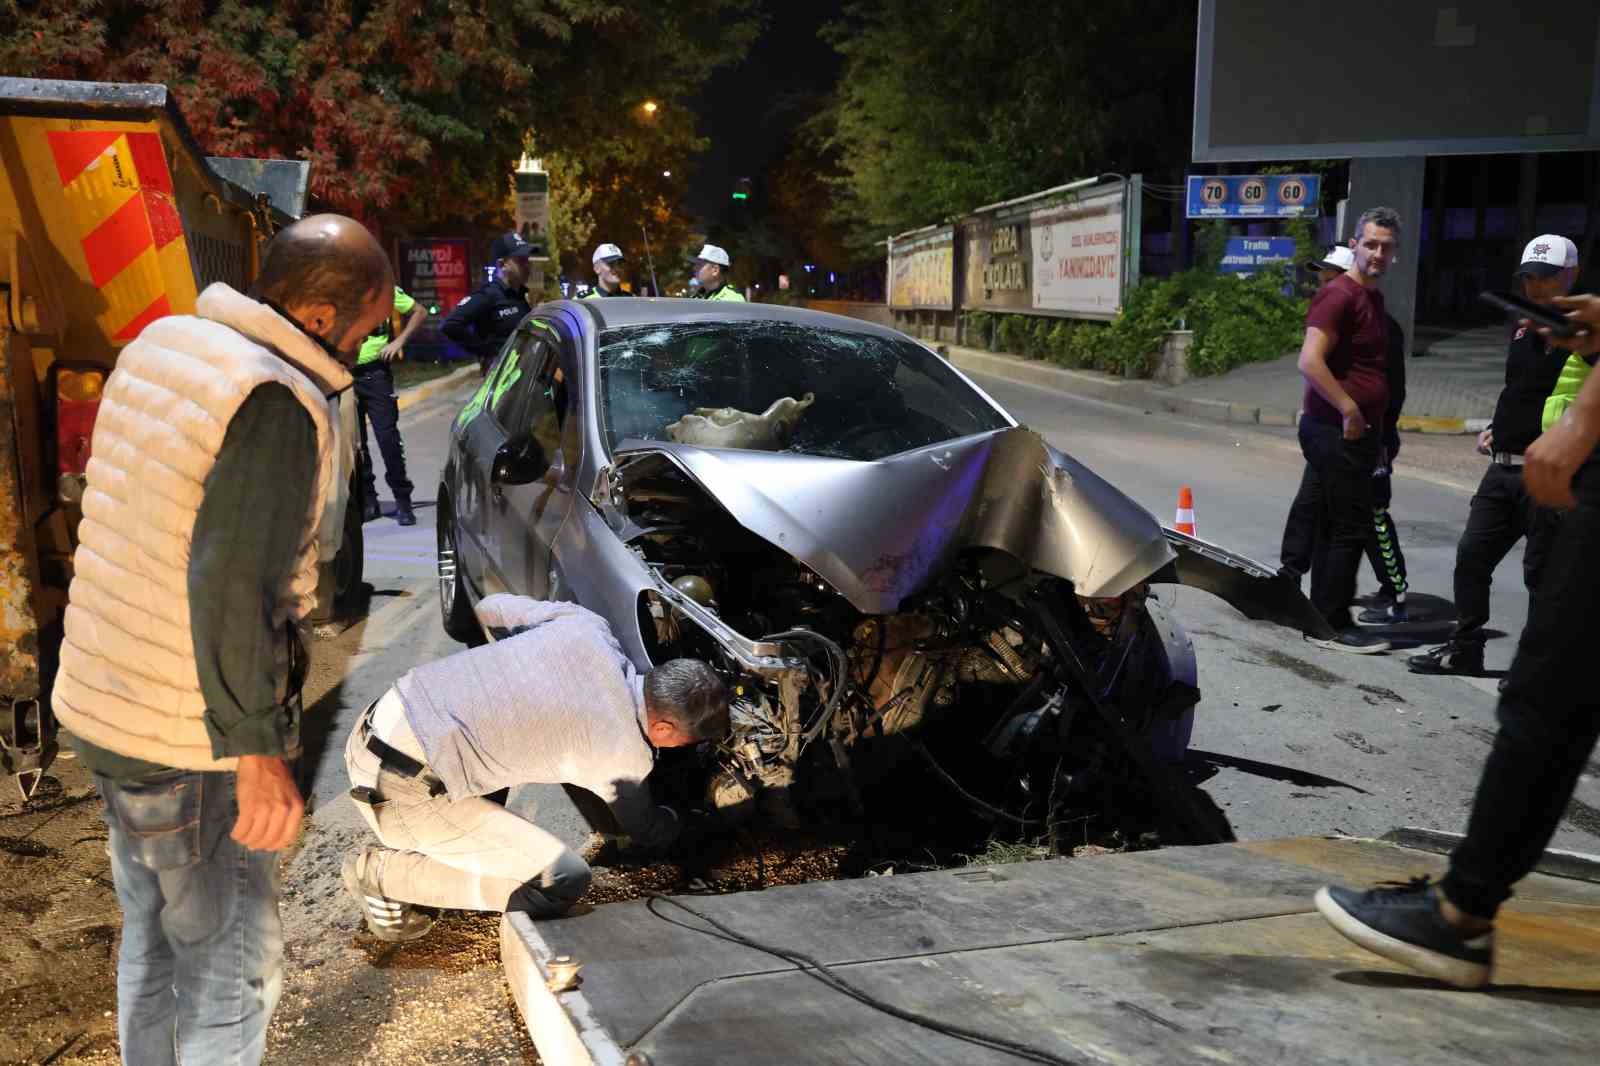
<box><xmin>1174</xmin><ymin>486</ymin><xmax>1196</xmax><ymax>536</ymax></box>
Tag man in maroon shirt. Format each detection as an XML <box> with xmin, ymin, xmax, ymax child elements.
<box><xmin>1295</xmin><ymin>206</ymin><xmax>1401</xmax><ymax>653</ymax></box>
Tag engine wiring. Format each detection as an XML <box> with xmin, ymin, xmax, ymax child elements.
<box><xmin>642</xmin><ymin>892</ymin><xmax>1084</xmax><ymax>1066</ymax></box>
<box><xmin>765</xmin><ymin>627</ymin><xmax>850</xmax><ymax>749</ymax></box>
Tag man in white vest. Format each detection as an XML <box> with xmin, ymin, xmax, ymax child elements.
<box><xmin>52</xmin><ymin>214</ymin><xmax>393</xmax><ymax>1066</ymax></box>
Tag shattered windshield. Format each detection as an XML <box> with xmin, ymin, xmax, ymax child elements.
<box><xmin>596</xmin><ymin>321</ymin><xmax>1011</xmax><ymax>460</ymax></box>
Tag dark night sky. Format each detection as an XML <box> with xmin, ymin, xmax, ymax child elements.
<box><xmin>686</xmin><ymin>1</ymin><xmax>845</xmax><ymax>228</ymax></box>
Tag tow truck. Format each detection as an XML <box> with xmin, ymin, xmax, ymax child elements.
<box><xmin>0</xmin><ymin>78</ymin><xmax>363</xmax><ymax>800</ymax></box>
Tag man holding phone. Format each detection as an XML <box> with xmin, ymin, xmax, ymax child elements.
<box><xmin>1293</xmin><ymin>207</ymin><xmax>1401</xmax><ymax>653</ymax></box>
<box><xmin>1410</xmin><ymin>235</ymin><xmax>1578</xmax><ymax>677</ymax></box>
<box><xmin>1315</xmin><ymin>284</ymin><xmax>1600</xmax><ymax>988</ymax></box>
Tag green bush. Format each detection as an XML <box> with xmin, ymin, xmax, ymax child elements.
<box><xmin>1186</xmin><ymin>266</ymin><xmax>1306</xmax><ymax>377</ymax></box>
<box><xmin>962</xmin><ymin>311</ymin><xmax>995</xmax><ymax>349</ymax></box>
<box><xmin>971</xmin><ymin>266</ymin><xmax>1305</xmax><ymax>379</ymax></box>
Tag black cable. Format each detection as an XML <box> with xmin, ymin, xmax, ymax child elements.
<box><xmin>643</xmin><ymin>892</ymin><xmax>1083</xmax><ymax>1066</ymax></box>
<box><xmin>912</xmin><ymin>739</ymin><xmax>1041</xmax><ymax>827</ymax></box>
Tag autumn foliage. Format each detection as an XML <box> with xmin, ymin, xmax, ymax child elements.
<box><xmin>1</xmin><ymin>0</ymin><xmax>756</xmax><ymax>235</ymax></box>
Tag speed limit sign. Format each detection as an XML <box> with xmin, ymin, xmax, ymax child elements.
<box><xmin>1201</xmin><ymin>178</ymin><xmax>1227</xmax><ymax>206</ymax></box>
<box><xmin>1239</xmin><ymin>178</ymin><xmax>1267</xmax><ymax>205</ymax></box>
<box><xmin>1278</xmin><ymin>178</ymin><xmax>1308</xmax><ymax>206</ymax></box>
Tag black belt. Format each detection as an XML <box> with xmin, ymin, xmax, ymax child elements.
<box><xmin>358</xmin><ymin>717</ymin><xmax>446</xmax><ymax>796</ymax></box>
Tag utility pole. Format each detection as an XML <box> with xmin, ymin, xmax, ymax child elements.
<box><xmin>639</xmin><ymin>220</ymin><xmax>661</xmax><ymax>296</ymax></box>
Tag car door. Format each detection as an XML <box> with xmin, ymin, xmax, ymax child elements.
<box><xmin>486</xmin><ymin>320</ymin><xmax>580</xmax><ymax>599</ymax></box>
<box><xmin>454</xmin><ymin>328</ymin><xmax>535</xmax><ymax>592</ymax></box>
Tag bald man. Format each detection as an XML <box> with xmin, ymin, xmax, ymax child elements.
<box><xmin>53</xmin><ymin>214</ymin><xmax>392</xmax><ymax>1066</ymax></box>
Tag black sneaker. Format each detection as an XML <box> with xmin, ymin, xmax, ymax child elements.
<box><xmin>1358</xmin><ymin>601</ymin><xmax>1409</xmax><ymax>625</ymax></box>
<box><xmin>361</xmin><ymin>498</ymin><xmax>382</xmax><ymax>523</ymax></box>
<box><xmin>1408</xmin><ymin>642</ymin><xmax>1483</xmax><ymax>675</ymax></box>
<box><xmin>1314</xmin><ymin>878</ymin><xmax>1492</xmax><ymax>989</ymax></box>
<box><xmin>1305</xmin><ymin>629</ymin><xmax>1390</xmax><ymax>654</ymax></box>
<box><xmin>342</xmin><ymin>849</ymin><xmax>435</xmax><ymax>943</ymax></box>
<box><xmin>394</xmin><ymin>499</ymin><xmax>417</xmax><ymax>527</ymax></box>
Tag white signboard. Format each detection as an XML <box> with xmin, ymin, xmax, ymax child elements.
<box><xmin>1030</xmin><ymin>188</ymin><xmax>1124</xmax><ymax>316</ymax></box>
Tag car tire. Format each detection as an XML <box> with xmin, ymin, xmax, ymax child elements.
<box><xmin>437</xmin><ymin>493</ymin><xmax>479</xmax><ymax>644</ymax></box>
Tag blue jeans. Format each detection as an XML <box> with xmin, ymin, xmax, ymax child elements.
<box><xmin>96</xmin><ymin>770</ymin><xmax>283</xmax><ymax>1066</ymax></box>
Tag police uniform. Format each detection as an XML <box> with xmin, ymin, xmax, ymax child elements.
<box><xmin>354</xmin><ymin>285</ymin><xmax>419</xmax><ymax>524</ymax></box>
<box><xmin>689</xmin><ymin>242</ymin><xmax>745</xmax><ymax>302</ymax></box>
<box><xmin>1411</xmin><ymin>235</ymin><xmax>1579</xmax><ymax>676</ymax></box>
<box><xmin>579</xmin><ymin>242</ymin><xmax>633</xmax><ymax>299</ymax></box>
<box><xmin>442</xmin><ymin>233</ymin><xmax>534</xmax><ymax>375</ymax></box>
<box><xmin>698</xmin><ymin>283</ymin><xmax>745</xmax><ymax>303</ymax></box>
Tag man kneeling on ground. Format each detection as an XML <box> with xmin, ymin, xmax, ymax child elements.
<box><xmin>340</xmin><ymin>594</ymin><xmax>729</xmax><ymax>940</ymax></box>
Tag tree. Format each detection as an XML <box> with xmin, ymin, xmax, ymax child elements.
<box><xmin>0</xmin><ymin>0</ymin><xmax>757</xmax><ymax>237</ymax></box>
<box><xmin>819</xmin><ymin>0</ymin><xmax>1196</xmax><ymax>245</ymax></box>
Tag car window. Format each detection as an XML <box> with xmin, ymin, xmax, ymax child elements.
<box><xmin>489</xmin><ymin>333</ymin><xmax>541</xmax><ymax>429</ymax></box>
<box><xmin>456</xmin><ymin>330</ymin><xmax>526</xmax><ymax>429</ymax></box>
<box><xmin>521</xmin><ymin>337</ymin><xmax>576</xmax><ymax>469</ymax></box>
<box><xmin>595</xmin><ymin>321</ymin><xmax>1009</xmax><ymax>460</ymax></box>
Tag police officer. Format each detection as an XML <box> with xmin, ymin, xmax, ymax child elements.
<box><xmin>442</xmin><ymin>232</ymin><xmax>536</xmax><ymax>377</ymax></box>
<box><xmin>690</xmin><ymin>243</ymin><xmax>744</xmax><ymax>302</ymax></box>
<box><xmin>579</xmin><ymin>243</ymin><xmax>631</xmax><ymax>298</ymax></box>
<box><xmin>354</xmin><ymin>286</ymin><xmax>426</xmax><ymax>526</ymax></box>
<box><xmin>1409</xmin><ymin>235</ymin><xmax>1580</xmax><ymax>677</ymax></box>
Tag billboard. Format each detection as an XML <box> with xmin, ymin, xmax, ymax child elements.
<box><xmin>1031</xmin><ymin>186</ymin><xmax>1125</xmax><ymax>317</ymax></box>
<box><xmin>887</xmin><ymin>225</ymin><xmax>955</xmax><ymax>310</ymax></box>
<box><xmin>398</xmin><ymin>238</ymin><xmax>472</xmax><ymax>360</ymax></box>
<box><xmin>961</xmin><ymin>178</ymin><xmax>1136</xmax><ymax>320</ymax></box>
<box><xmin>514</xmin><ymin>170</ymin><xmax>550</xmax><ymax>258</ymax></box>
<box><xmin>961</xmin><ymin>215</ymin><xmax>1032</xmax><ymax>312</ymax></box>
<box><xmin>1193</xmin><ymin>3</ymin><xmax>1600</xmax><ymax>160</ymax></box>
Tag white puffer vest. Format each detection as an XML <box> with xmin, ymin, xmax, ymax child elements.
<box><xmin>53</xmin><ymin>284</ymin><xmax>353</xmax><ymax>771</ymax></box>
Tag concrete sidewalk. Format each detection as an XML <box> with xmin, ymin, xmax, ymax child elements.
<box><xmin>946</xmin><ymin>323</ymin><xmax>1510</xmax><ymax>435</ymax></box>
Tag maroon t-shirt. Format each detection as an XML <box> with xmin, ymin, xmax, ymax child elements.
<box><xmin>1301</xmin><ymin>274</ymin><xmax>1390</xmax><ymax>431</ymax></box>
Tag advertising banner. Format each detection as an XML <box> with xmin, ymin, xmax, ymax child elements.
<box><xmin>398</xmin><ymin>238</ymin><xmax>472</xmax><ymax>359</ymax></box>
<box><xmin>962</xmin><ymin>215</ymin><xmax>1033</xmax><ymax>312</ymax></box>
<box><xmin>887</xmin><ymin>225</ymin><xmax>955</xmax><ymax>310</ymax></box>
<box><xmin>1186</xmin><ymin>173</ymin><xmax>1319</xmax><ymax>218</ymax></box>
<box><xmin>1031</xmin><ymin>187</ymin><xmax>1125</xmax><ymax>317</ymax></box>
<box><xmin>514</xmin><ymin>170</ymin><xmax>550</xmax><ymax>257</ymax></box>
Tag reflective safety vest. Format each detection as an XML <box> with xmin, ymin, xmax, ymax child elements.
<box><xmin>1542</xmin><ymin>352</ymin><xmax>1596</xmax><ymax>431</ymax></box>
<box><xmin>700</xmin><ymin>283</ymin><xmax>745</xmax><ymax>302</ymax></box>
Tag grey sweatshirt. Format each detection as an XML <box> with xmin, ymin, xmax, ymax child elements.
<box><xmin>394</xmin><ymin>596</ymin><xmax>678</xmax><ymax>847</ymax></box>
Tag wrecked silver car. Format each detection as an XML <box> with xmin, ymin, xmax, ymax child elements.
<box><xmin>438</xmin><ymin>300</ymin><xmax>1322</xmax><ymax>848</ymax></box>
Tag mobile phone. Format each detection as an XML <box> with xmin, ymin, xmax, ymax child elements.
<box><xmin>1479</xmin><ymin>290</ymin><xmax>1581</xmax><ymax>338</ymax></box>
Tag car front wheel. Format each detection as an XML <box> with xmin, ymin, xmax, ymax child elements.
<box><xmin>437</xmin><ymin>492</ymin><xmax>480</xmax><ymax>644</ymax></box>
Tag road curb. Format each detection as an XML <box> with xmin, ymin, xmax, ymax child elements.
<box><xmin>942</xmin><ymin>344</ymin><xmax>1482</xmax><ymax>435</ymax></box>
<box><xmin>396</xmin><ymin>364</ymin><xmax>478</xmax><ymax>413</ymax></box>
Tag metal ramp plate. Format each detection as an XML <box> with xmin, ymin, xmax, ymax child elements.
<box><xmin>502</xmin><ymin>836</ymin><xmax>1600</xmax><ymax>1065</ymax></box>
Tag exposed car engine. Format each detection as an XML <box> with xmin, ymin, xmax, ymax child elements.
<box><xmin>610</xmin><ymin>450</ymin><xmax>1217</xmax><ymax>850</ymax></box>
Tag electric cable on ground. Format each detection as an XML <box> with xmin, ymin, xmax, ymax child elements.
<box><xmin>643</xmin><ymin>892</ymin><xmax>1083</xmax><ymax>1066</ymax></box>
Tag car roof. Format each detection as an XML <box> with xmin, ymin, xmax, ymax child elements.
<box><xmin>551</xmin><ymin>297</ymin><xmax>912</xmax><ymax>344</ymax></box>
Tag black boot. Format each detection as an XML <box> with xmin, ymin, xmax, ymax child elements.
<box><xmin>361</xmin><ymin>496</ymin><xmax>381</xmax><ymax>523</ymax></box>
<box><xmin>394</xmin><ymin>495</ymin><xmax>416</xmax><ymax>527</ymax></box>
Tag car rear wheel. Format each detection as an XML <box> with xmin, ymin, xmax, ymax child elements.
<box><xmin>437</xmin><ymin>493</ymin><xmax>479</xmax><ymax>644</ymax></box>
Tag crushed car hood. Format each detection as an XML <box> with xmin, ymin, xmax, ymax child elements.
<box><xmin>613</xmin><ymin>427</ymin><xmax>1175</xmax><ymax>614</ymax></box>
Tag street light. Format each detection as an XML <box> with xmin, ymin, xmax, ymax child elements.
<box><xmin>662</xmin><ymin>170</ymin><xmax>672</xmax><ymax>178</ymax></box>
<box><xmin>642</xmin><ymin>100</ymin><xmax>659</xmax><ymax>116</ymax></box>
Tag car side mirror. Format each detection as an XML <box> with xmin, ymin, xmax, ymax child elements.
<box><xmin>491</xmin><ymin>432</ymin><xmax>548</xmax><ymax>486</ymax></box>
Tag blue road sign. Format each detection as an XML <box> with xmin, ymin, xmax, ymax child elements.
<box><xmin>1218</xmin><ymin>237</ymin><xmax>1297</xmax><ymax>275</ymax></box>
<box><xmin>1187</xmin><ymin>174</ymin><xmax>1320</xmax><ymax>218</ymax></box>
